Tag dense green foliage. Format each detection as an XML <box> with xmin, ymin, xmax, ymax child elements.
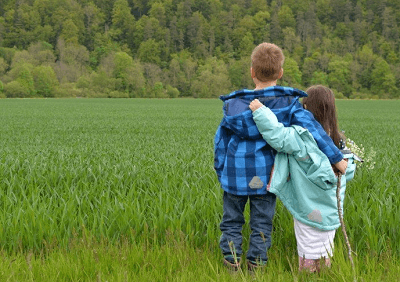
<box><xmin>0</xmin><ymin>0</ymin><xmax>399</xmax><ymax>98</ymax></box>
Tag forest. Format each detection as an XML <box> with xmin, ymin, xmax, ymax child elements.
<box><xmin>0</xmin><ymin>0</ymin><xmax>399</xmax><ymax>99</ymax></box>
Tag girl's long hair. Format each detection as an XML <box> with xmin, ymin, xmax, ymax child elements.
<box><xmin>303</xmin><ymin>85</ymin><xmax>342</xmax><ymax>148</ymax></box>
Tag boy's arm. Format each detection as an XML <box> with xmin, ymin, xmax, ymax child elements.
<box><xmin>290</xmin><ymin>105</ymin><xmax>343</xmax><ymax>165</ymax></box>
<box><xmin>214</xmin><ymin>124</ymin><xmax>226</xmax><ymax>181</ymax></box>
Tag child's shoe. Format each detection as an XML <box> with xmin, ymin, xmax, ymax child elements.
<box><xmin>223</xmin><ymin>255</ymin><xmax>241</xmax><ymax>272</ymax></box>
<box><xmin>247</xmin><ymin>259</ymin><xmax>267</xmax><ymax>273</ymax></box>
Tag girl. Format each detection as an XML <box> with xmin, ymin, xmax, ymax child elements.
<box><xmin>249</xmin><ymin>85</ymin><xmax>356</xmax><ymax>272</ymax></box>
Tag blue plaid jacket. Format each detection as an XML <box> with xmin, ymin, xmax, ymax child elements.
<box><xmin>214</xmin><ymin>86</ymin><xmax>343</xmax><ymax>196</ymax></box>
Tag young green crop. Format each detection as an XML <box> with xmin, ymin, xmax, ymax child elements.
<box><xmin>0</xmin><ymin>98</ymin><xmax>399</xmax><ymax>281</ymax></box>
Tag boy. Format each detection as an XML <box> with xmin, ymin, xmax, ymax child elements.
<box><xmin>214</xmin><ymin>43</ymin><xmax>347</xmax><ymax>272</ymax></box>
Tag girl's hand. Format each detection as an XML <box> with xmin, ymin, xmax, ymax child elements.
<box><xmin>249</xmin><ymin>99</ymin><xmax>263</xmax><ymax>112</ymax></box>
<box><xmin>333</xmin><ymin>159</ymin><xmax>348</xmax><ymax>175</ymax></box>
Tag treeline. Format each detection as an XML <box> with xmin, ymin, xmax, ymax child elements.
<box><xmin>0</xmin><ymin>0</ymin><xmax>399</xmax><ymax>99</ymax></box>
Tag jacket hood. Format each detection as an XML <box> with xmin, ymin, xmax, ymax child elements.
<box><xmin>220</xmin><ymin>86</ymin><xmax>307</xmax><ymax>139</ymax></box>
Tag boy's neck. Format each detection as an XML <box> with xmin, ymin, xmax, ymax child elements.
<box><xmin>254</xmin><ymin>80</ymin><xmax>277</xmax><ymax>90</ymax></box>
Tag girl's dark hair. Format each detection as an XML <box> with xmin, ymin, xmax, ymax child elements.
<box><xmin>303</xmin><ymin>85</ymin><xmax>343</xmax><ymax>148</ymax></box>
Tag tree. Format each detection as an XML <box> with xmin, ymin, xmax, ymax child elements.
<box><xmin>352</xmin><ymin>19</ymin><xmax>369</xmax><ymax>47</ymax></box>
<box><xmin>168</xmin><ymin>57</ymin><xmax>181</xmax><ymax>89</ymax></box>
<box><xmin>83</xmin><ymin>2</ymin><xmax>105</xmax><ymax>51</ymax></box>
<box><xmin>112</xmin><ymin>52</ymin><xmax>145</xmax><ymax>95</ymax></box>
<box><xmin>110</xmin><ymin>0</ymin><xmax>135</xmax><ymax>49</ymax></box>
<box><xmin>33</xmin><ymin>0</ymin><xmax>85</xmax><ymax>47</ymax></box>
<box><xmin>228</xmin><ymin>57</ymin><xmax>253</xmax><ymax>89</ymax></box>
<box><xmin>166</xmin><ymin>85</ymin><xmax>180</xmax><ymax>98</ymax></box>
<box><xmin>269</xmin><ymin>12</ymin><xmax>282</xmax><ymax>44</ymax></box>
<box><xmin>137</xmin><ymin>39</ymin><xmax>161</xmax><ymax>65</ymax></box>
<box><xmin>4</xmin><ymin>80</ymin><xmax>31</xmax><ymax>98</ymax></box>
<box><xmin>249</xmin><ymin>0</ymin><xmax>268</xmax><ymax>15</ymax></box>
<box><xmin>152</xmin><ymin>82</ymin><xmax>168</xmax><ymax>98</ymax></box>
<box><xmin>168</xmin><ymin>51</ymin><xmax>197</xmax><ymax>97</ymax></box>
<box><xmin>371</xmin><ymin>57</ymin><xmax>398</xmax><ymax>98</ymax></box>
<box><xmin>139</xmin><ymin>16</ymin><xmax>163</xmax><ymax>42</ymax></box>
<box><xmin>131</xmin><ymin>0</ymin><xmax>149</xmax><ymax>17</ymax></box>
<box><xmin>27</xmin><ymin>41</ymin><xmax>56</xmax><ymax>66</ymax></box>
<box><xmin>2</xmin><ymin>3</ymin><xmax>42</xmax><ymax>49</ymax></box>
<box><xmin>186</xmin><ymin>12</ymin><xmax>207</xmax><ymax>57</ymax></box>
<box><xmin>60</xmin><ymin>19</ymin><xmax>79</xmax><ymax>45</ymax></box>
<box><xmin>0</xmin><ymin>80</ymin><xmax>4</xmax><ymax>97</ymax></box>
<box><xmin>7</xmin><ymin>63</ymin><xmax>35</xmax><ymax>97</ymax></box>
<box><xmin>382</xmin><ymin>7</ymin><xmax>399</xmax><ymax>43</ymax></box>
<box><xmin>32</xmin><ymin>65</ymin><xmax>59</xmax><ymax>97</ymax></box>
<box><xmin>0</xmin><ymin>57</ymin><xmax>8</xmax><ymax>75</ymax></box>
<box><xmin>335</xmin><ymin>22</ymin><xmax>352</xmax><ymax>40</ymax></box>
<box><xmin>191</xmin><ymin>57</ymin><xmax>231</xmax><ymax>98</ymax></box>
<box><xmin>169</xmin><ymin>16</ymin><xmax>180</xmax><ymax>53</ymax></box>
<box><xmin>55</xmin><ymin>39</ymin><xmax>89</xmax><ymax>83</ymax></box>
<box><xmin>303</xmin><ymin>3</ymin><xmax>319</xmax><ymax>40</ymax></box>
<box><xmin>149</xmin><ymin>2</ymin><xmax>166</xmax><ymax>26</ymax></box>
<box><xmin>238</xmin><ymin>32</ymin><xmax>254</xmax><ymax>59</ymax></box>
<box><xmin>278</xmin><ymin>5</ymin><xmax>296</xmax><ymax>29</ymax></box>
<box><xmin>310</xmin><ymin>71</ymin><xmax>328</xmax><ymax>86</ymax></box>
<box><xmin>328</xmin><ymin>58</ymin><xmax>353</xmax><ymax>97</ymax></box>
<box><xmin>252</xmin><ymin>11</ymin><xmax>270</xmax><ymax>43</ymax></box>
<box><xmin>356</xmin><ymin>45</ymin><xmax>376</xmax><ymax>90</ymax></box>
<box><xmin>282</xmin><ymin>27</ymin><xmax>300</xmax><ymax>54</ymax></box>
<box><xmin>167</xmin><ymin>53</ymin><xmax>197</xmax><ymax>96</ymax></box>
<box><xmin>142</xmin><ymin>63</ymin><xmax>163</xmax><ymax>97</ymax></box>
<box><xmin>0</xmin><ymin>47</ymin><xmax>16</xmax><ymax>68</ymax></box>
<box><xmin>85</xmin><ymin>70</ymin><xmax>116</xmax><ymax>96</ymax></box>
<box><xmin>330</xmin><ymin>0</ymin><xmax>351</xmax><ymax>23</ymax></box>
<box><xmin>209</xmin><ymin>11</ymin><xmax>233</xmax><ymax>51</ymax></box>
<box><xmin>281</xmin><ymin>57</ymin><xmax>302</xmax><ymax>88</ymax></box>
<box><xmin>11</xmin><ymin>50</ymin><xmax>38</xmax><ymax>68</ymax></box>
<box><xmin>301</xmin><ymin>56</ymin><xmax>317</xmax><ymax>86</ymax></box>
<box><xmin>315</xmin><ymin>0</ymin><xmax>333</xmax><ymax>24</ymax></box>
<box><xmin>0</xmin><ymin>16</ymin><xmax>4</xmax><ymax>45</ymax></box>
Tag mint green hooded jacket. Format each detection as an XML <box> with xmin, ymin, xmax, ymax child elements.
<box><xmin>253</xmin><ymin>106</ymin><xmax>356</xmax><ymax>231</ymax></box>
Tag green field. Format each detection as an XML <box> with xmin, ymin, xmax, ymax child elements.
<box><xmin>0</xmin><ymin>98</ymin><xmax>399</xmax><ymax>281</ymax></box>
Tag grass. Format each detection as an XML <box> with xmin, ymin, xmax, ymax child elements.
<box><xmin>0</xmin><ymin>98</ymin><xmax>399</xmax><ymax>281</ymax></box>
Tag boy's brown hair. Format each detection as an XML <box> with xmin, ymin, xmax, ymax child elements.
<box><xmin>251</xmin><ymin>43</ymin><xmax>284</xmax><ymax>82</ymax></box>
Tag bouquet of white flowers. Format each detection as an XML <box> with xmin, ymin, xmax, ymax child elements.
<box><xmin>345</xmin><ymin>138</ymin><xmax>376</xmax><ymax>170</ymax></box>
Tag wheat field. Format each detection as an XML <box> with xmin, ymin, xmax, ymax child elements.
<box><xmin>0</xmin><ymin>98</ymin><xmax>399</xmax><ymax>281</ymax></box>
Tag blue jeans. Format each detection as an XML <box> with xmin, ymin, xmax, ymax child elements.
<box><xmin>220</xmin><ymin>191</ymin><xmax>276</xmax><ymax>263</ymax></box>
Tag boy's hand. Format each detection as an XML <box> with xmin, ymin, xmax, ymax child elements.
<box><xmin>249</xmin><ymin>99</ymin><xmax>263</xmax><ymax>112</ymax></box>
<box><xmin>333</xmin><ymin>159</ymin><xmax>348</xmax><ymax>175</ymax></box>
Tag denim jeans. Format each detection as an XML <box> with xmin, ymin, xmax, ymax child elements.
<box><xmin>219</xmin><ymin>191</ymin><xmax>276</xmax><ymax>263</ymax></box>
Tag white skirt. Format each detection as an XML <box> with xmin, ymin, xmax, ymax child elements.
<box><xmin>293</xmin><ymin>218</ymin><xmax>336</xmax><ymax>259</ymax></box>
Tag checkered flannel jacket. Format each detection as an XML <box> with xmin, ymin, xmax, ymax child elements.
<box><xmin>214</xmin><ymin>86</ymin><xmax>343</xmax><ymax>196</ymax></box>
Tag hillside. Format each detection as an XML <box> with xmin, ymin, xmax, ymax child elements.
<box><xmin>0</xmin><ymin>0</ymin><xmax>399</xmax><ymax>98</ymax></box>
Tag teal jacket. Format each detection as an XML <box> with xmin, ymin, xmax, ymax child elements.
<box><xmin>253</xmin><ymin>106</ymin><xmax>356</xmax><ymax>231</ymax></box>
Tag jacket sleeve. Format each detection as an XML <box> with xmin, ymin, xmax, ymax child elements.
<box><xmin>252</xmin><ymin>106</ymin><xmax>302</xmax><ymax>155</ymax></box>
<box><xmin>290</xmin><ymin>105</ymin><xmax>343</xmax><ymax>164</ymax></box>
<box><xmin>214</xmin><ymin>123</ymin><xmax>226</xmax><ymax>182</ymax></box>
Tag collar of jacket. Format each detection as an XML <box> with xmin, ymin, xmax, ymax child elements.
<box><xmin>219</xmin><ymin>86</ymin><xmax>307</xmax><ymax>101</ymax></box>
